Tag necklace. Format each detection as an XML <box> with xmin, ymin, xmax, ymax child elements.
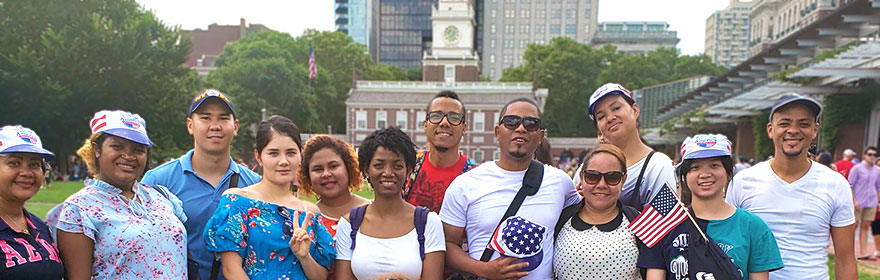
<box><xmin>0</xmin><ymin>211</ymin><xmax>29</xmax><ymax>235</ymax></box>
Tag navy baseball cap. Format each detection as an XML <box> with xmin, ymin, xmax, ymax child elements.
<box><xmin>769</xmin><ymin>93</ymin><xmax>822</xmax><ymax>122</ymax></box>
<box><xmin>190</xmin><ymin>89</ymin><xmax>235</xmax><ymax>116</ymax></box>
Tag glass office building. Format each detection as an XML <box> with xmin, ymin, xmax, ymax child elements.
<box><xmin>377</xmin><ymin>0</ymin><xmax>436</xmax><ymax>70</ymax></box>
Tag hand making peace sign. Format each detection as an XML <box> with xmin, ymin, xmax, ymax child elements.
<box><xmin>289</xmin><ymin>210</ymin><xmax>316</xmax><ymax>260</ymax></box>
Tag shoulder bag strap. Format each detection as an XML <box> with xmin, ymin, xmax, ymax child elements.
<box><xmin>414</xmin><ymin>206</ymin><xmax>430</xmax><ymax>260</ymax></box>
<box><xmin>209</xmin><ymin>172</ymin><xmax>241</xmax><ymax>280</ymax></box>
<box><xmin>349</xmin><ymin>205</ymin><xmax>368</xmax><ymax>250</ymax></box>
<box><xmin>479</xmin><ymin>160</ymin><xmax>544</xmax><ymax>262</ymax></box>
<box><xmin>630</xmin><ymin>151</ymin><xmax>655</xmax><ymax>209</ymax></box>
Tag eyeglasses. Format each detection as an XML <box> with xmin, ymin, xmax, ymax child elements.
<box><xmin>426</xmin><ymin>111</ymin><xmax>465</xmax><ymax>126</ymax></box>
<box><xmin>277</xmin><ymin>206</ymin><xmax>294</xmax><ymax>236</ymax></box>
<box><xmin>867</xmin><ymin>153</ymin><xmax>878</xmax><ymax>157</ymax></box>
<box><xmin>500</xmin><ymin>115</ymin><xmax>543</xmax><ymax>132</ymax></box>
<box><xmin>582</xmin><ymin>170</ymin><xmax>625</xmax><ymax>185</ymax></box>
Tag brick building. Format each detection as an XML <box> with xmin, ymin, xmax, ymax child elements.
<box><xmin>181</xmin><ymin>18</ymin><xmax>268</xmax><ymax>76</ymax></box>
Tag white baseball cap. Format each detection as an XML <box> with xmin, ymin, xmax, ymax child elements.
<box><xmin>588</xmin><ymin>83</ymin><xmax>635</xmax><ymax>120</ymax></box>
<box><xmin>0</xmin><ymin>125</ymin><xmax>54</xmax><ymax>157</ymax></box>
<box><xmin>843</xmin><ymin>149</ymin><xmax>857</xmax><ymax>157</ymax></box>
<box><xmin>89</xmin><ymin>110</ymin><xmax>153</xmax><ymax>146</ymax></box>
<box><xmin>679</xmin><ymin>134</ymin><xmax>732</xmax><ymax>161</ymax></box>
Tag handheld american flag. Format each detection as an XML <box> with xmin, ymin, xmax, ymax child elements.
<box><xmin>627</xmin><ymin>184</ymin><xmax>688</xmax><ymax>248</ymax></box>
<box><xmin>308</xmin><ymin>45</ymin><xmax>317</xmax><ymax>82</ymax></box>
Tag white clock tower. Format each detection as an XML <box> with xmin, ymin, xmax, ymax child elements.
<box><xmin>422</xmin><ymin>0</ymin><xmax>480</xmax><ymax>83</ymax></box>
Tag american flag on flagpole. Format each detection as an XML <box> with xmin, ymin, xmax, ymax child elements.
<box><xmin>628</xmin><ymin>184</ymin><xmax>688</xmax><ymax>248</ymax></box>
<box><xmin>308</xmin><ymin>45</ymin><xmax>317</xmax><ymax>82</ymax></box>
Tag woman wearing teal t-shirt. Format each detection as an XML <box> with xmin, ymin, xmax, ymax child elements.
<box><xmin>638</xmin><ymin>134</ymin><xmax>783</xmax><ymax>280</ymax></box>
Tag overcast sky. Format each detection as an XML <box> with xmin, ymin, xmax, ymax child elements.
<box><xmin>136</xmin><ymin>0</ymin><xmax>735</xmax><ymax>56</ymax></box>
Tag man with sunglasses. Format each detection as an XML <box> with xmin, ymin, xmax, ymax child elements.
<box><xmin>849</xmin><ymin>146</ymin><xmax>880</xmax><ymax>260</ymax></box>
<box><xmin>440</xmin><ymin>98</ymin><xmax>580</xmax><ymax>279</ymax></box>
<box><xmin>403</xmin><ymin>91</ymin><xmax>478</xmax><ymax>213</ymax></box>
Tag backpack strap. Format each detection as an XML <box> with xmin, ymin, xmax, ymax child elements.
<box><xmin>480</xmin><ymin>160</ymin><xmax>544</xmax><ymax>262</ymax></box>
<box><xmin>629</xmin><ymin>151</ymin><xmax>655</xmax><ymax>209</ymax></box>
<box><xmin>403</xmin><ymin>151</ymin><xmax>428</xmax><ymax>200</ymax></box>
<box><xmin>414</xmin><ymin>206</ymin><xmax>430</xmax><ymax>261</ymax></box>
<box><xmin>210</xmin><ymin>172</ymin><xmax>241</xmax><ymax>280</ymax></box>
<box><xmin>348</xmin><ymin>205</ymin><xmax>368</xmax><ymax>251</ymax></box>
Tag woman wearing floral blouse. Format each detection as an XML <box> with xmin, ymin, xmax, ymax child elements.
<box><xmin>205</xmin><ymin>115</ymin><xmax>336</xmax><ymax>280</ymax></box>
<box><xmin>56</xmin><ymin>110</ymin><xmax>188</xmax><ymax>279</ymax></box>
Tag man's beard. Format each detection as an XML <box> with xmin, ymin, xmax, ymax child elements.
<box><xmin>433</xmin><ymin>145</ymin><xmax>449</xmax><ymax>153</ymax></box>
<box><xmin>782</xmin><ymin>146</ymin><xmax>805</xmax><ymax>158</ymax></box>
<box><xmin>508</xmin><ymin>149</ymin><xmax>529</xmax><ymax>159</ymax></box>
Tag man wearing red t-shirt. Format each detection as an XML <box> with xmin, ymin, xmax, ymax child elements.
<box><xmin>836</xmin><ymin>148</ymin><xmax>857</xmax><ymax>179</ymax></box>
<box><xmin>403</xmin><ymin>91</ymin><xmax>477</xmax><ymax>213</ymax></box>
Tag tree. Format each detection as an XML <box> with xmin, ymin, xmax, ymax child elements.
<box><xmin>0</xmin><ymin>0</ymin><xmax>200</xmax><ymax>166</ymax></box>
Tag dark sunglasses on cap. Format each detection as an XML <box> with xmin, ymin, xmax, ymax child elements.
<box><xmin>582</xmin><ymin>170</ymin><xmax>625</xmax><ymax>185</ymax></box>
<box><xmin>500</xmin><ymin>115</ymin><xmax>543</xmax><ymax>132</ymax></box>
<box><xmin>426</xmin><ymin>111</ymin><xmax>465</xmax><ymax>126</ymax></box>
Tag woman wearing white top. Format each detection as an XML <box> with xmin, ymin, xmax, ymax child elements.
<box><xmin>574</xmin><ymin>83</ymin><xmax>678</xmax><ymax>210</ymax></box>
<box><xmin>555</xmin><ymin>144</ymin><xmax>642</xmax><ymax>280</ymax></box>
<box><xmin>335</xmin><ymin>127</ymin><xmax>446</xmax><ymax>280</ymax></box>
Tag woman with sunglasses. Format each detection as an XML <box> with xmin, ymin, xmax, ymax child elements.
<box><xmin>335</xmin><ymin>127</ymin><xmax>446</xmax><ymax>280</ymax></box>
<box><xmin>0</xmin><ymin>125</ymin><xmax>63</xmax><ymax>279</ymax></box>
<box><xmin>575</xmin><ymin>83</ymin><xmax>678</xmax><ymax>210</ymax></box>
<box><xmin>204</xmin><ymin>115</ymin><xmax>336</xmax><ymax>280</ymax></box>
<box><xmin>638</xmin><ymin>134</ymin><xmax>782</xmax><ymax>280</ymax></box>
<box><xmin>554</xmin><ymin>144</ymin><xmax>642</xmax><ymax>280</ymax></box>
<box><xmin>57</xmin><ymin>110</ymin><xmax>188</xmax><ymax>280</ymax></box>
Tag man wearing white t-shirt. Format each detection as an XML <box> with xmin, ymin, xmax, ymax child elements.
<box><xmin>440</xmin><ymin>98</ymin><xmax>580</xmax><ymax>279</ymax></box>
<box><xmin>725</xmin><ymin>94</ymin><xmax>856</xmax><ymax>280</ymax></box>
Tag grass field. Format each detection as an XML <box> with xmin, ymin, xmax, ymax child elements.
<box><xmin>25</xmin><ymin>182</ymin><xmax>880</xmax><ymax>279</ymax></box>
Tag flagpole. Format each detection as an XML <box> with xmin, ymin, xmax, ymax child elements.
<box><xmin>662</xmin><ymin>183</ymin><xmax>709</xmax><ymax>241</ymax></box>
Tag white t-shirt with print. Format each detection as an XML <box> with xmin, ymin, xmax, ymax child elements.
<box><xmin>335</xmin><ymin>211</ymin><xmax>446</xmax><ymax>280</ymax></box>
<box><xmin>440</xmin><ymin>161</ymin><xmax>580</xmax><ymax>280</ymax></box>
<box><xmin>725</xmin><ymin>160</ymin><xmax>855</xmax><ymax>280</ymax></box>
<box><xmin>573</xmin><ymin>152</ymin><xmax>677</xmax><ymax>209</ymax></box>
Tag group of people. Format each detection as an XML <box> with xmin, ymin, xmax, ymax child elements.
<box><xmin>0</xmin><ymin>83</ymin><xmax>861</xmax><ymax>280</ymax></box>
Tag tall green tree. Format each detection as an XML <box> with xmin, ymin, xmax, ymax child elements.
<box><xmin>0</xmin><ymin>0</ymin><xmax>200</xmax><ymax>164</ymax></box>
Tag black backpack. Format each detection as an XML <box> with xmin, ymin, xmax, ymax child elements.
<box><xmin>348</xmin><ymin>205</ymin><xmax>431</xmax><ymax>260</ymax></box>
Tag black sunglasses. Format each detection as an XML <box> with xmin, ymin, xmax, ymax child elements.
<box><xmin>582</xmin><ymin>170</ymin><xmax>625</xmax><ymax>185</ymax></box>
<box><xmin>867</xmin><ymin>153</ymin><xmax>878</xmax><ymax>157</ymax></box>
<box><xmin>500</xmin><ymin>115</ymin><xmax>543</xmax><ymax>132</ymax></box>
<box><xmin>426</xmin><ymin>111</ymin><xmax>465</xmax><ymax>126</ymax></box>
<box><xmin>277</xmin><ymin>206</ymin><xmax>294</xmax><ymax>236</ymax></box>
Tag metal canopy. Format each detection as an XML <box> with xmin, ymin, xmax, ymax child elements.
<box><xmin>656</xmin><ymin>0</ymin><xmax>880</xmax><ymax>124</ymax></box>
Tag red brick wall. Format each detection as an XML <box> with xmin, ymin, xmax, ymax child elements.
<box><xmin>184</xmin><ymin>26</ymin><xmax>242</xmax><ymax>67</ymax></box>
<box><xmin>833</xmin><ymin>122</ymin><xmax>866</xmax><ymax>161</ymax></box>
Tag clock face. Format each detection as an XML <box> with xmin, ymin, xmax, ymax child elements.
<box><xmin>443</xmin><ymin>25</ymin><xmax>460</xmax><ymax>43</ymax></box>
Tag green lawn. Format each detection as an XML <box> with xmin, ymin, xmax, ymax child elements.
<box><xmin>828</xmin><ymin>254</ymin><xmax>880</xmax><ymax>279</ymax></box>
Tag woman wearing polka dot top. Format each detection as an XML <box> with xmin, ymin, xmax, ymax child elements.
<box><xmin>553</xmin><ymin>144</ymin><xmax>642</xmax><ymax>280</ymax></box>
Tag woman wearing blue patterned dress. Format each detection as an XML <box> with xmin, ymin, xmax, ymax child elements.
<box><xmin>56</xmin><ymin>110</ymin><xmax>188</xmax><ymax>279</ymax></box>
<box><xmin>205</xmin><ymin>115</ymin><xmax>336</xmax><ymax>280</ymax></box>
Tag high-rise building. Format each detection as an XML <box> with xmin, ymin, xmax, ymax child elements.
<box><xmin>705</xmin><ymin>0</ymin><xmax>753</xmax><ymax>68</ymax></box>
<box><xmin>479</xmin><ymin>0</ymin><xmax>599</xmax><ymax>81</ymax></box>
<box><xmin>374</xmin><ymin>0</ymin><xmax>437</xmax><ymax>70</ymax></box>
<box><xmin>335</xmin><ymin>0</ymin><xmax>378</xmax><ymax>53</ymax></box>
<box><xmin>749</xmin><ymin>0</ymin><xmax>843</xmax><ymax>56</ymax></box>
<box><xmin>590</xmin><ymin>21</ymin><xmax>680</xmax><ymax>55</ymax></box>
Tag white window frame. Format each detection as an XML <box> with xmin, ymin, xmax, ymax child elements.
<box><xmin>474</xmin><ymin>112</ymin><xmax>485</xmax><ymax>132</ymax></box>
<box><xmin>356</xmin><ymin>111</ymin><xmax>367</xmax><ymax>129</ymax></box>
<box><xmin>445</xmin><ymin>65</ymin><xmax>455</xmax><ymax>83</ymax></box>
<box><xmin>396</xmin><ymin>111</ymin><xmax>408</xmax><ymax>130</ymax></box>
<box><xmin>376</xmin><ymin>111</ymin><xmax>387</xmax><ymax>129</ymax></box>
<box><xmin>472</xmin><ymin>150</ymin><xmax>484</xmax><ymax>163</ymax></box>
<box><xmin>493</xmin><ymin>150</ymin><xmax>501</xmax><ymax>161</ymax></box>
<box><xmin>416</xmin><ymin>111</ymin><xmax>426</xmax><ymax>127</ymax></box>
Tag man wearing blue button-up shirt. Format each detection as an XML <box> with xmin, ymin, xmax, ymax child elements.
<box><xmin>142</xmin><ymin>89</ymin><xmax>260</xmax><ymax>280</ymax></box>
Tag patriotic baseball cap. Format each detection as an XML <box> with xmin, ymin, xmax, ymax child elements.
<box><xmin>487</xmin><ymin>216</ymin><xmax>546</xmax><ymax>272</ymax></box>
<box><xmin>190</xmin><ymin>89</ymin><xmax>235</xmax><ymax>116</ymax></box>
<box><xmin>0</xmin><ymin>125</ymin><xmax>54</xmax><ymax>157</ymax></box>
<box><xmin>768</xmin><ymin>93</ymin><xmax>822</xmax><ymax>122</ymax></box>
<box><xmin>89</xmin><ymin>110</ymin><xmax>153</xmax><ymax>146</ymax></box>
<box><xmin>679</xmin><ymin>134</ymin><xmax>732</xmax><ymax>162</ymax></box>
<box><xmin>588</xmin><ymin>83</ymin><xmax>636</xmax><ymax>120</ymax></box>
